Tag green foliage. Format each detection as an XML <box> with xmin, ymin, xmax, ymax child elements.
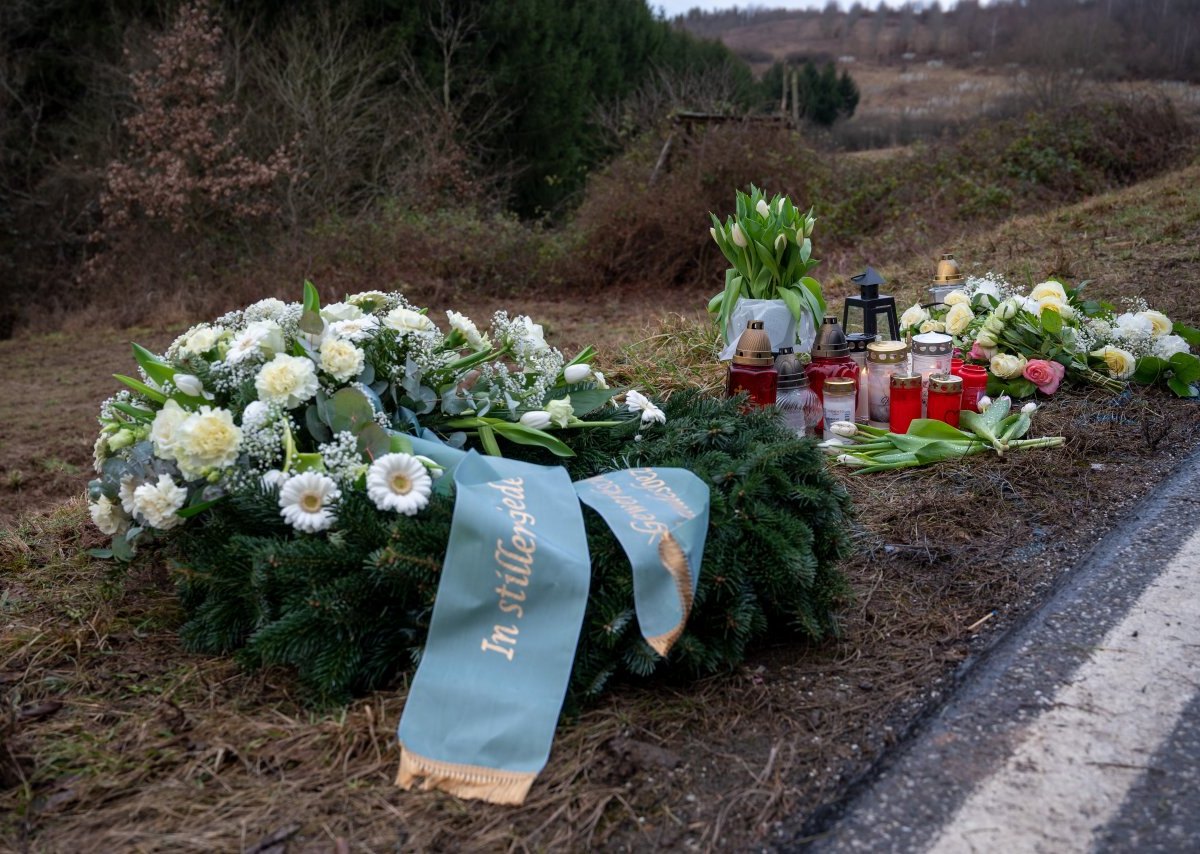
<box><xmin>173</xmin><ymin>393</ymin><xmax>852</xmax><ymax>705</ymax></box>
<box><xmin>758</xmin><ymin>60</ymin><xmax>859</xmax><ymax>126</ymax></box>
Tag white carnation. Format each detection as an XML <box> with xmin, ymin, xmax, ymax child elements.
<box><xmin>319</xmin><ymin>337</ymin><xmax>365</xmax><ymax>382</ymax></box>
<box><xmin>179</xmin><ymin>324</ymin><xmax>224</xmax><ymax>357</ymax></box>
<box><xmin>150</xmin><ymin>399</ymin><xmax>189</xmax><ymax>461</ymax></box>
<box><xmin>447</xmin><ymin>310</ymin><xmax>490</xmax><ymax>350</ymax></box>
<box><xmin>328</xmin><ymin>315</ymin><xmax>380</xmax><ymax>342</ymax></box>
<box><xmin>321</xmin><ymin>302</ymin><xmax>364</xmax><ymax>323</ymax></box>
<box><xmin>132</xmin><ymin>474</ymin><xmax>188</xmax><ymax>530</ymax></box>
<box><xmin>1153</xmin><ymin>335</ymin><xmax>1190</xmax><ymax>359</ymax></box>
<box><xmin>255</xmin><ymin>353</ymin><xmax>320</xmax><ymax>409</ymax></box>
<box><xmin>227</xmin><ymin>320</ymin><xmax>286</xmax><ymax>364</ymax></box>
<box><xmin>173</xmin><ymin>406</ymin><xmax>242</xmax><ymax>479</ymax></box>
<box><xmin>89</xmin><ymin>494</ymin><xmax>130</xmax><ymax>536</ymax></box>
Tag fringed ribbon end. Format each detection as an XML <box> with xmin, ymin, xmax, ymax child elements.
<box><xmin>396</xmin><ymin>745</ymin><xmax>536</xmax><ymax>806</ymax></box>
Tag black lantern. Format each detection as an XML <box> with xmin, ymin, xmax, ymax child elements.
<box><xmin>843</xmin><ymin>266</ymin><xmax>900</xmax><ymax>342</ymax></box>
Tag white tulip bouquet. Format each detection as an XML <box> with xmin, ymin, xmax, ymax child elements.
<box><xmin>707</xmin><ymin>185</ymin><xmax>825</xmax><ymax>342</ymax></box>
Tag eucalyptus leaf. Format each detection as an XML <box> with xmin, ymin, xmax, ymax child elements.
<box><xmin>306</xmin><ymin>405</ymin><xmax>333</xmax><ymax>443</ymax></box>
<box><xmin>357</xmin><ymin>423</ymin><xmax>391</xmax><ymax>461</ymax></box>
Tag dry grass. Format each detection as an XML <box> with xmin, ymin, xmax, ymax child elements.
<box><xmin>3</xmin><ymin>162</ymin><xmax>1200</xmax><ymax>852</ymax></box>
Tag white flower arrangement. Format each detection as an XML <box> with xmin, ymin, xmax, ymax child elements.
<box><xmin>88</xmin><ymin>283</ymin><xmax>626</xmax><ymax>559</ymax></box>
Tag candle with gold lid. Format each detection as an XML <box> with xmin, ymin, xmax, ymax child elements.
<box><xmin>725</xmin><ymin>320</ymin><xmax>778</xmax><ymax>408</ymax></box>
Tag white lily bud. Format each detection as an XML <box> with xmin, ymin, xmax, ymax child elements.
<box><xmin>1021</xmin><ymin>402</ymin><xmax>1038</xmax><ymax>414</ymax></box>
<box><xmin>174</xmin><ymin>373</ymin><xmax>204</xmax><ymax>397</ymax></box>
<box><xmin>731</xmin><ymin>223</ymin><xmax>748</xmax><ymax>248</ymax></box>
<box><xmin>831</xmin><ymin>421</ymin><xmax>858</xmax><ymax>438</ymax></box>
<box><xmin>563</xmin><ymin>364</ymin><xmax>591</xmax><ymax>384</ymax></box>
<box><xmin>978</xmin><ymin>395</ymin><xmax>993</xmax><ymax>411</ymax></box>
<box><xmin>774</xmin><ymin>234</ymin><xmax>786</xmax><ymax>252</ymax></box>
<box><xmin>756</xmin><ymin>199</ymin><xmax>771</xmax><ymax>217</ymax></box>
<box><xmin>519</xmin><ymin>410</ymin><xmax>552</xmax><ymax>430</ymax></box>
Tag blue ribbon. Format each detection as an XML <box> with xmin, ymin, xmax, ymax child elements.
<box><xmin>395</xmin><ymin>445</ymin><xmax>709</xmax><ymax>805</ymax></box>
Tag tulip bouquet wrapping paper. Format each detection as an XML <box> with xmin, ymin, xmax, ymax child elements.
<box><xmin>896</xmin><ymin>273</ymin><xmax>1200</xmax><ymax>399</ymax></box>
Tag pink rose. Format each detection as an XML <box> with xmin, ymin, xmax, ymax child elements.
<box><xmin>969</xmin><ymin>340</ymin><xmax>995</xmax><ymax>361</ymax></box>
<box><xmin>1024</xmin><ymin>358</ymin><xmax>1066</xmax><ymax>395</ymax></box>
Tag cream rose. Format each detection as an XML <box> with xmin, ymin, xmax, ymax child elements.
<box><xmin>545</xmin><ymin>397</ymin><xmax>574</xmax><ymax>428</ymax></box>
<box><xmin>383</xmin><ymin>307</ymin><xmax>435</xmax><ymax>335</ymax></box>
<box><xmin>1037</xmin><ymin>297</ymin><xmax>1074</xmax><ymax>319</ymax></box>
<box><xmin>150</xmin><ymin>399</ymin><xmax>189</xmax><ymax>460</ymax></box>
<box><xmin>989</xmin><ymin>353</ymin><xmax>1028</xmax><ymax>379</ymax></box>
<box><xmin>900</xmin><ymin>303</ymin><xmax>929</xmax><ymax>330</ymax></box>
<box><xmin>945</xmin><ymin>303</ymin><xmax>975</xmax><ymax>335</ymax></box>
<box><xmin>255</xmin><ymin>353</ymin><xmax>320</xmax><ymax>408</ymax></box>
<box><xmin>174</xmin><ymin>406</ymin><xmax>242</xmax><ymax>478</ymax></box>
<box><xmin>319</xmin><ymin>337</ymin><xmax>365</xmax><ymax>382</ymax></box>
<box><xmin>1092</xmin><ymin>345</ymin><xmax>1137</xmax><ymax>379</ymax></box>
<box><xmin>321</xmin><ymin>302</ymin><xmax>364</xmax><ymax>323</ymax></box>
<box><xmin>1138</xmin><ymin>310</ymin><xmax>1172</xmax><ymax>338</ymax></box>
<box><xmin>944</xmin><ymin>290</ymin><xmax>971</xmax><ymax>307</ymax></box>
<box><xmin>919</xmin><ymin>319</ymin><xmax>946</xmax><ymax>334</ymax></box>
<box><xmin>1029</xmin><ymin>281</ymin><xmax>1067</xmax><ymax>303</ymax></box>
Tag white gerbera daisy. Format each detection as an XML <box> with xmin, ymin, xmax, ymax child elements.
<box><xmin>278</xmin><ymin>472</ymin><xmax>340</xmax><ymax>533</ymax></box>
<box><xmin>366</xmin><ymin>453</ymin><xmax>432</xmax><ymax>516</ymax></box>
<box><xmin>625</xmin><ymin>389</ymin><xmax>666</xmax><ymax>425</ymax></box>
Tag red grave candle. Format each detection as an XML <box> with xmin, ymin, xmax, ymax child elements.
<box><xmin>889</xmin><ymin>374</ymin><xmax>922</xmax><ymax>434</ymax></box>
<box><xmin>725</xmin><ymin>320</ymin><xmax>778</xmax><ymax>408</ymax></box>
<box><xmin>954</xmin><ymin>364</ymin><xmax>989</xmax><ymax>413</ymax></box>
<box><xmin>927</xmin><ymin>373</ymin><xmax>964</xmax><ymax>427</ymax></box>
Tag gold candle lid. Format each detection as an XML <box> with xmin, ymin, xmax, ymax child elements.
<box><xmin>932</xmin><ymin>253</ymin><xmax>965</xmax><ymax>286</ymax></box>
<box><xmin>890</xmin><ymin>374</ymin><xmax>922</xmax><ymax>389</ymax></box>
<box><xmin>824</xmin><ymin>378</ymin><xmax>856</xmax><ymax>393</ymax></box>
<box><xmin>867</xmin><ymin>340</ymin><xmax>908</xmax><ymax>363</ymax></box>
<box><xmin>732</xmin><ymin>320</ymin><xmax>774</xmax><ymax>366</ymax></box>
<box><xmin>928</xmin><ymin>373</ymin><xmax>963</xmax><ymax>393</ymax></box>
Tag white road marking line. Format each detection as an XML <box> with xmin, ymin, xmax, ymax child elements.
<box><xmin>926</xmin><ymin>526</ymin><xmax>1200</xmax><ymax>854</ymax></box>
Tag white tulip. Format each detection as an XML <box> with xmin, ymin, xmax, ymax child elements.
<box><xmin>978</xmin><ymin>395</ymin><xmax>993</xmax><ymax>411</ymax></box>
<box><xmin>710</xmin><ymin>227</ymin><xmax>719</xmax><ymax>244</ymax></box>
<box><xmin>731</xmin><ymin>223</ymin><xmax>748</xmax><ymax>248</ymax></box>
<box><xmin>756</xmin><ymin>199</ymin><xmax>771</xmax><ymax>217</ymax></box>
<box><xmin>1021</xmin><ymin>402</ymin><xmax>1038</xmax><ymax>414</ymax></box>
<box><xmin>774</xmin><ymin>234</ymin><xmax>786</xmax><ymax>252</ymax></box>
<box><xmin>836</xmin><ymin>454</ymin><xmax>869</xmax><ymax>467</ymax></box>
<box><xmin>830</xmin><ymin>421</ymin><xmax>858</xmax><ymax>438</ymax></box>
<box><xmin>519</xmin><ymin>410</ymin><xmax>552</xmax><ymax>429</ymax></box>
<box><xmin>174</xmin><ymin>373</ymin><xmax>205</xmax><ymax>397</ymax></box>
<box><xmin>563</xmin><ymin>364</ymin><xmax>592</xmax><ymax>384</ymax></box>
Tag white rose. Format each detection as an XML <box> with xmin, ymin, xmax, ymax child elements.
<box><xmin>1037</xmin><ymin>297</ymin><xmax>1074</xmax><ymax>319</ymax></box>
<box><xmin>563</xmin><ymin>364</ymin><xmax>591</xmax><ymax>384</ymax></box>
<box><xmin>1091</xmin><ymin>345</ymin><xmax>1137</xmax><ymax>379</ymax></box>
<box><xmin>383</xmin><ymin>307</ymin><xmax>435</xmax><ymax>335</ymax></box>
<box><xmin>132</xmin><ymin>474</ymin><xmax>188</xmax><ymax>530</ymax></box>
<box><xmin>255</xmin><ymin>353</ymin><xmax>320</xmax><ymax>409</ymax></box>
<box><xmin>1029</xmin><ymin>281</ymin><xmax>1068</xmax><ymax>303</ymax></box>
<box><xmin>919</xmin><ymin>320</ymin><xmax>946</xmax><ymax>334</ymax></box>
<box><xmin>899</xmin><ymin>303</ymin><xmax>929</xmax><ymax>330</ymax></box>
<box><xmin>519</xmin><ymin>411</ymin><xmax>552</xmax><ymax>429</ymax></box>
<box><xmin>321</xmin><ymin>302</ymin><xmax>363</xmax><ymax>323</ymax></box>
<box><xmin>1115</xmin><ymin>312</ymin><xmax>1153</xmax><ymax>336</ymax></box>
<box><xmin>89</xmin><ymin>495</ymin><xmax>130</xmax><ymax>536</ymax></box>
<box><xmin>945</xmin><ymin>303</ymin><xmax>975</xmax><ymax>336</ymax></box>
<box><xmin>319</xmin><ymin>337</ymin><xmax>365</xmax><ymax>382</ymax></box>
<box><xmin>943</xmin><ymin>290</ymin><xmax>970</xmax><ymax>307</ymax></box>
<box><xmin>1153</xmin><ymin>334</ymin><xmax>1190</xmax><ymax>359</ymax></box>
<box><xmin>989</xmin><ymin>353</ymin><xmax>1028</xmax><ymax>379</ymax></box>
<box><xmin>150</xmin><ymin>399</ymin><xmax>189</xmax><ymax>460</ymax></box>
<box><xmin>1139</xmin><ymin>310</ymin><xmax>1172</xmax><ymax>338</ymax></box>
<box><xmin>996</xmin><ymin>298</ymin><xmax>1020</xmax><ymax>321</ymax></box>
<box><xmin>545</xmin><ymin>397</ymin><xmax>574</xmax><ymax>428</ymax></box>
<box><xmin>174</xmin><ymin>406</ymin><xmax>242</xmax><ymax>479</ymax></box>
<box><xmin>971</xmin><ymin>280</ymin><xmax>1000</xmax><ymax>302</ymax></box>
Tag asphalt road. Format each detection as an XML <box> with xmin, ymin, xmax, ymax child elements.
<box><xmin>786</xmin><ymin>448</ymin><xmax>1200</xmax><ymax>854</ymax></box>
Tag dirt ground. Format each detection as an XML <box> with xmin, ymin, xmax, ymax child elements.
<box><xmin>2</xmin><ymin>164</ymin><xmax>1200</xmax><ymax>851</ymax></box>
